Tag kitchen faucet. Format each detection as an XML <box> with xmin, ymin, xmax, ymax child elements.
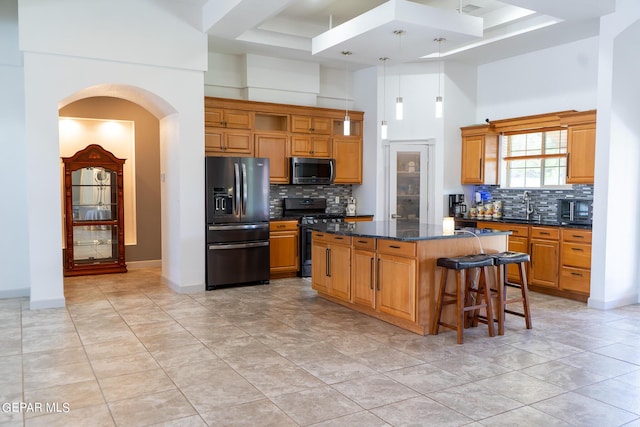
<box><xmin>522</xmin><ymin>191</ymin><xmax>534</xmax><ymax>220</ymax></box>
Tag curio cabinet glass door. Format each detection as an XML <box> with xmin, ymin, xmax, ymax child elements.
<box><xmin>62</xmin><ymin>144</ymin><xmax>127</xmax><ymax>276</ymax></box>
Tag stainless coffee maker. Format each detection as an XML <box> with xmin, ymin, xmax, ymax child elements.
<box><xmin>448</xmin><ymin>194</ymin><xmax>467</xmax><ymax>217</ymax></box>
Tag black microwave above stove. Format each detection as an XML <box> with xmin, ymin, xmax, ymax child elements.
<box><xmin>558</xmin><ymin>198</ymin><xmax>593</xmax><ymax>225</ymax></box>
<box><xmin>290</xmin><ymin>157</ymin><xmax>335</xmax><ymax>185</ymax></box>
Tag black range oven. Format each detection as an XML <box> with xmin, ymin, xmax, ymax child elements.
<box><xmin>283</xmin><ymin>198</ymin><xmax>345</xmax><ymax>277</ymax></box>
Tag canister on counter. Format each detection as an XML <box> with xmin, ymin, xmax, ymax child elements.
<box><xmin>493</xmin><ymin>201</ymin><xmax>503</xmax><ymax>218</ymax></box>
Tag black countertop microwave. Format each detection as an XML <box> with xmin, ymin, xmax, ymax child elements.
<box><xmin>290</xmin><ymin>157</ymin><xmax>335</xmax><ymax>185</ymax></box>
<box><xmin>557</xmin><ymin>198</ymin><xmax>593</xmax><ymax>225</ymax></box>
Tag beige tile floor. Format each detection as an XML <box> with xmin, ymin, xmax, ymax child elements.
<box><xmin>1</xmin><ymin>268</ymin><xmax>639</xmax><ymax>426</ymax></box>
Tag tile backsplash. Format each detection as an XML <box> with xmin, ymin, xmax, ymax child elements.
<box><xmin>473</xmin><ymin>184</ymin><xmax>594</xmax><ymax>222</ymax></box>
<box><xmin>269</xmin><ymin>184</ymin><xmax>353</xmax><ymax>217</ymax></box>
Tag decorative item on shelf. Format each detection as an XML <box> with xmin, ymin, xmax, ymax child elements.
<box><xmin>434</xmin><ymin>37</ymin><xmax>446</xmax><ymax>118</ymax></box>
<box><xmin>406</xmin><ymin>161</ymin><xmax>416</xmax><ymax>172</ymax></box>
<box><xmin>493</xmin><ymin>200</ymin><xmax>502</xmax><ymax>218</ymax></box>
<box><xmin>394</xmin><ymin>29</ymin><xmax>405</xmax><ymax>121</ymax></box>
<box><xmin>469</xmin><ymin>207</ymin><xmax>477</xmax><ymax>218</ymax></box>
<box><xmin>443</xmin><ymin>217</ymin><xmax>455</xmax><ymax>235</ymax></box>
<box><xmin>477</xmin><ymin>204</ymin><xmax>485</xmax><ymax>219</ymax></box>
<box><xmin>380</xmin><ymin>57</ymin><xmax>389</xmax><ymax>139</ymax></box>
<box><xmin>341</xmin><ymin>51</ymin><xmax>352</xmax><ymax>136</ymax></box>
<box><xmin>485</xmin><ymin>202</ymin><xmax>494</xmax><ymax>219</ymax></box>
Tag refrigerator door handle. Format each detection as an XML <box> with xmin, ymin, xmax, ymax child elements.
<box><xmin>234</xmin><ymin>162</ymin><xmax>241</xmax><ymax>215</ymax></box>
<box><xmin>242</xmin><ymin>162</ymin><xmax>248</xmax><ymax>215</ymax></box>
<box><xmin>208</xmin><ymin>241</ymin><xmax>269</xmax><ymax>250</ymax></box>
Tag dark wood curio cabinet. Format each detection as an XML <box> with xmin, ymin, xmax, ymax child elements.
<box><xmin>62</xmin><ymin>144</ymin><xmax>127</xmax><ymax>276</ymax></box>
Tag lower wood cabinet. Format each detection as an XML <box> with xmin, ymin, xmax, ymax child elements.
<box><xmin>559</xmin><ymin>229</ymin><xmax>592</xmax><ymax>294</ymax></box>
<box><xmin>529</xmin><ymin>226</ymin><xmax>560</xmax><ymax>289</ymax></box>
<box><xmin>351</xmin><ymin>237</ymin><xmax>376</xmax><ymax>309</ymax></box>
<box><xmin>311</xmin><ymin>232</ymin><xmax>351</xmax><ymax>300</ymax></box>
<box><xmin>269</xmin><ymin>220</ymin><xmax>299</xmax><ymax>278</ymax></box>
<box><xmin>376</xmin><ymin>240</ymin><xmax>417</xmax><ymax>322</ymax></box>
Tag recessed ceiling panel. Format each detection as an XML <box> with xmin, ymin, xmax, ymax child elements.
<box><xmin>311</xmin><ymin>0</ymin><xmax>483</xmax><ymax>64</ymax></box>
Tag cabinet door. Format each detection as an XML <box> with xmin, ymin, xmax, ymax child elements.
<box><xmin>352</xmin><ymin>249</ymin><xmax>375</xmax><ymax>308</ymax></box>
<box><xmin>312</xmin><ymin>240</ymin><xmax>330</xmax><ymax>293</ymax></box>
<box><xmin>205</xmin><ymin>130</ymin><xmax>224</xmax><ymax>154</ymax></box>
<box><xmin>205</xmin><ymin>108</ymin><xmax>224</xmax><ymax>128</ymax></box>
<box><xmin>311</xmin><ymin>117</ymin><xmax>332</xmax><ymax>134</ymax></box>
<box><xmin>224</xmin><ymin>130</ymin><xmax>253</xmax><ymax>155</ymax></box>
<box><xmin>223</xmin><ymin>110</ymin><xmax>252</xmax><ymax>129</ymax></box>
<box><xmin>291</xmin><ymin>115</ymin><xmax>313</xmax><ymax>133</ymax></box>
<box><xmin>269</xmin><ymin>231</ymin><xmax>299</xmax><ymax>273</ymax></box>
<box><xmin>559</xmin><ymin>267</ymin><xmax>590</xmax><ymax>294</ymax></box>
<box><xmin>329</xmin><ymin>244</ymin><xmax>351</xmax><ymax>301</ymax></box>
<box><xmin>333</xmin><ymin>137</ymin><xmax>362</xmax><ymax>184</ymax></box>
<box><xmin>255</xmin><ymin>133</ymin><xmax>289</xmax><ymax>183</ymax></box>
<box><xmin>461</xmin><ymin>136</ymin><xmax>484</xmax><ymax>184</ymax></box>
<box><xmin>529</xmin><ymin>239</ymin><xmax>559</xmax><ymax>288</ymax></box>
<box><xmin>290</xmin><ymin>136</ymin><xmax>313</xmax><ymax>156</ymax></box>
<box><xmin>311</xmin><ymin>136</ymin><xmax>331</xmax><ymax>157</ymax></box>
<box><xmin>507</xmin><ymin>236</ymin><xmax>529</xmax><ymax>284</ymax></box>
<box><xmin>567</xmin><ymin>124</ymin><xmax>596</xmax><ymax>184</ymax></box>
<box><xmin>376</xmin><ymin>253</ymin><xmax>416</xmax><ymax>321</ymax></box>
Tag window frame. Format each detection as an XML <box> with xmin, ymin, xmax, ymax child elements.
<box><xmin>500</xmin><ymin>127</ymin><xmax>571</xmax><ymax>189</ymax></box>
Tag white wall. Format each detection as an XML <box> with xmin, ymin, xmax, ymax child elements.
<box><xmin>591</xmin><ymin>0</ymin><xmax>640</xmax><ymax>308</ymax></box>
<box><xmin>476</xmin><ymin>37</ymin><xmax>599</xmax><ymax>121</ymax></box>
<box><xmin>0</xmin><ymin>0</ymin><xmax>30</xmax><ymax>298</ymax></box>
<box><xmin>18</xmin><ymin>0</ymin><xmax>208</xmax><ymax>308</ymax></box>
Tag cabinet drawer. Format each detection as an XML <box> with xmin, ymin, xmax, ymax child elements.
<box><xmin>562</xmin><ymin>229</ymin><xmax>592</xmax><ymax>244</ymax></box>
<box><xmin>312</xmin><ymin>232</ymin><xmax>351</xmax><ymax>245</ymax></box>
<box><xmin>559</xmin><ymin>267</ymin><xmax>590</xmax><ymax>294</ymax></box>
<box><xmin>562</xmin><ymin>242</ymin><xmax>591</xmax><ymax>269</ymax></box>
<box><xmin>377</xmin><ymin>240</ymin><xmax>416</xmax><ymax>257</ymax></box>
<box><xmin>477</xmin><ymin>222</ymin><xmax>529</xmax><ymax>237</ymax></box>
<box><xmin>531</xmin><ymin>226</ymin><xmax>560</xmax><ymax>240</ymax></box>
<box><xmin>353</xmin><ymin>237</ymin><xmax>375</xmax><ymax>250</ymax></box>
<box><xmin>270</xmin><ymin>221</ymin><xmax>298</xmax><ymax>232</ymax></box>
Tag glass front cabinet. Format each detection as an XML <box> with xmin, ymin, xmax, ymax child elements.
<box><xmin>62</xmin><ymin>144</ymin><xmax>127</xmax><ymax>276</ymax></box>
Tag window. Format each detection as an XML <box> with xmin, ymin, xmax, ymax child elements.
<box><xmin>501</xmin><ymin>128</ymin><xmax>567</xmax><ymax>188</ymax></box>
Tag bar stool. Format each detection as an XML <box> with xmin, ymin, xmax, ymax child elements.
<box><xmin>490</xmin><ymin>251</ymin><xmax>532</xmax><ymax>335</ymax></box>
<box><xmin>432</xmin><ymin>254</ymin><xmax>496</xmax><ymax>344</ymax></box>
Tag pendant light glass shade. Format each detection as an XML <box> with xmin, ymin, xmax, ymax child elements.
<box><xmin>381</xmin><ymin>120</ymin><xmax>388</xmax><ymax>139</ymax></box>
<box><xmin>342</xmin><ymin>51</ymin><xmax>352</xmax><ymax>136</ymax></box>
<box><xmin>395</xmin><ymin>97</ymin><xmax>403</xmax><ymax>120</ymax></box>
<box><xmin>343</xmin><ymin>114</ymin><xmax>351</xmax><ymax>136</ymax></box>
<box><xmin>434</xmin><ymin>38</ymin><xmax>445</xmax><ymax>119</ymax></box>
<box><xmin>435</xmin><ymin>96</ymin><xmax>443</xmax><ymax>118</ymax></box>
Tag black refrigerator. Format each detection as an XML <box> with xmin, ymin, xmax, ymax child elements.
<box><xmin>205</xmin><ymin>156</ymin><xmax>270</xmax><ymax>290</ymax></box>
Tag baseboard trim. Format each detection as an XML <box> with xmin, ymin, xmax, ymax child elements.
<box><xmin>0</xmin><ymin>288</ymin><xmax>30</xmax><ymax>299</ymax></box>
<box><xmin>162</xmin><ymin>276</ymin><xmax>205</xmax><ymax>294</ymax></box>
<box><xmin>127</xmin><ymin>260</ymin><xmax>162</xmax><ymax>269</ymax></box>
<box><xmin>588</xmin><ymin>294</ymin><xmax>638</xmax><ymax>310</ymax></box>
<box><xmin>29</xmin><ymin>297</ymin><xmax>66</xmax><ymax>310</ymax></box>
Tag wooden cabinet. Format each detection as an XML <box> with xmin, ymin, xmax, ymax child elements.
<box><xmin>205</xmin><ymin>108</ymin><xmax>252</xmax><ymax>129</ymax></box>
<box><xmin>290</xmin><ymin>135</ymin><xmax>331</xmax><ymax>158</ymax></box>
<box><xmin>255</xmin><ymin>133</ymin><xmax>289</xmax><ymax>183</ymax></box>
<box><xmin>269</xmin><ymin>220</ymin><xmax>299</xmax><ymax>278</ymax></box>
<box><xmin>559</xmin><ymin>229</ymin><xmax>592</xmax><ymax>294</ymax></box>
<box><xmin>461</xmin><ymin>126</ymin><xmax>499</xmax><ymax>184</ymax></box>
<box><xmin>351</xmin><ymin>237</ymin><xmax>376</xmax><ymax>309</ymax></box>
<box><xmin>62</xmin><ymin>144</ymin><xmax>127</xmax><ymax>276</ymax></box>
<box><xmin>333</xmin><ymin>137</ymin><xmax>362</xmax><ymax>184</ymax></box>
<box><xmin>529</xmin><ymin>226</ymin><xmax>560</xmax><ymax>289</ymax></box>
<box><xmin>477</xmin><ymin>221</ymin><xmax>529</xmax><ymax>284</ymax></box>
<box><xmin>205</xmin><ymin>129</ymin><xmax>253</xmax><ymax>156</ymax></box>
<box><xmin>567</xmin><ymin>124</ymin><xmax>596</xmax><ymax>184</ymax></box>
<box><xmin>291</xmin><ymin>115</ymin><xmax>332</xmax><ymax>134</ymax></box>
<box><xmin>311</xmin><ymin>232</ymin><xmax>351</xmax><ymax>301</ymax></box>
<box><xmin>344</xmin><ymin>215</ymin><xmax>374</xmax><ymax>223</ymax></box>
<box><xmin>376</xmin><ymin>240</ymin><xmax>417</xmax><ymax>322</ymax></box>
<box><xmin>204</xmin><ymin>98</ymin><xmax>363</xmax><ymax>183</ymax></box>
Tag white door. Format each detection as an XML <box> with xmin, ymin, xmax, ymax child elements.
<box><xmin>388</xmin><ymin>144</ymin><xmax>429</xmax><ymax>224</ymax></box>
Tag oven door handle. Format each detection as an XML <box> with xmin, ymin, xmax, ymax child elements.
<box><xmin>208</xmin><ymin>241</ymin><xmax>269</xmax><ymax>250</ymax></box>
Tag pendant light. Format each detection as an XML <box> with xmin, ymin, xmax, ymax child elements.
<box><xmin>341</xmin><ymin>51</ymin><xmax>352</xmax><ymax>136</ymax></box>
<box><xmin>434</xmin><ymin>38</ymin><xmax>446</xmax><ymax>118</ymax></box>
<box><xmin>394</xmin><ymin>30</ymin><xmax>405</xmax><ymax>121</ymax></box>
<box><xmin>380</xmin><ymin>57</ymin><xmax>389</xmax><ymax>140</ymax></box>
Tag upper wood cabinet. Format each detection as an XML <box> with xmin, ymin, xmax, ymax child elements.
<box><xmin>205</xmin><ymin>108</ymin><xmax>252</xmax><ymax>129</ymax></box>
<box><xmin>566</xmin><ymin>123</ymin><xmax>596</xmax><ymax>184</ymax></box>
<box><xmin>204</xmin><ymin>97</ymin><xmax>363</xmax><ymax>184</ymax></box>
<box><xmin>291</xmin><ymin>115</ymin><xmax>332</xmax><ymax>134</ymax></box>
<box><xmin>290</xmin><ymin>135</ymin><xmax>331</xmax><ymax>158</ymax></box>
<box><xmin>461</xmin><ymin>125</ymin><xmax>499</xmax><ymax>185</ymax></box>
<box><xmin>333</xmin><ymin>137</ymin><xmax>362</xmax><ymax>184</ymax></box>
<box><xmin>255</xmin><ymin>132</ymin><xmax>289</xmax><ymax>183</ymax></box>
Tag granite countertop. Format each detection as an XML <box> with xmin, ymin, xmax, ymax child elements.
<box><xmin>269</xmin><ymin>214</ymin><xmax>374</xmax><ymax>221</ymax></box>
<box><xmin>455</xmin><ymin>216</ymin><xmax>592</xmax><ymax>230</ymax></box>
<box><xmin>306</xmin><ymin>221</ymin><xmax>511</xmax><ymax>242</ymax></box>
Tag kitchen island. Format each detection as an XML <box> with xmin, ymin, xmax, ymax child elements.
<box><xmin>309</xmin><ymin>221</ymin><xmax>510</xmax><ymax>335</ymax></box>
